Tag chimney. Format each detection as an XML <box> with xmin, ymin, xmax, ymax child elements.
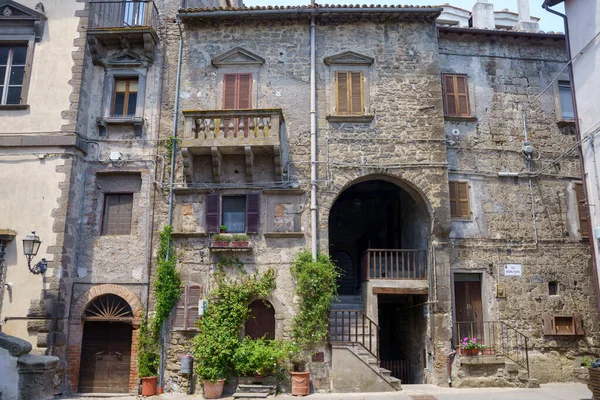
<box><xmin>472</xmin><ymin>0</ymin><xmax>495</xmax><ymax>30</ymax></box>
<box><xmin>513</xmin><ymin>0</ymin><xmax>540</xmax><ymax>31</ymax></box>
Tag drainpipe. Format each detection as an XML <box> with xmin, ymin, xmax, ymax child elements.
<box><xmin>447</xmin><ymin>349</ymin><xmax>456</xmax><ymax>387</ymax></box>
<box><xmin>310</xmin><ymin>11</ymin><xmax>318</xmax><ymax>259</ymax></box>
<box><xmin>158</xmin><ymin>16</ymin><xmax>184</xmax><ymax>392</ymax></box>
<box><xmin>543</xmin><ymin>1</ymin><xmax>600</xmax><ymax>314</ymax></box>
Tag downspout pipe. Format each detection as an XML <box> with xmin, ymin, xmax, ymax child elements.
<box><xmin>310</xmin><ymin>12</ymin><xmax>318</xmax><ymax>259</ymax></box>
<box><xmin>543</xmin><ymin>1</ymin><xmax>600</xmax><ymax>314</ymax></box>
<box><xmin>159</xmin><ymin>16</ymin><xmax>184</xmax><ymax>392</ymax></box>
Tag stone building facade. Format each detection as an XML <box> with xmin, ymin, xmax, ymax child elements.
<box><xmin>1</xmin><ymin>0</ymin><xmax>599</xmax><ymax>396</ymax></box>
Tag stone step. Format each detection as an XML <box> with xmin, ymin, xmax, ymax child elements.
<box><xmin>379</xmin><ymin>367</ymin><xmax>391</xmax><ymax>378</ymax></box>
<box><xmin>334</xmin><ymin>295</ymin><xmax>362</xmax><ymax>303</ymax></box>
<box><xmin>232</xmin><ymin>392</ymin><xmax>270</xmax><ymax>399</ymax></box>
<box><xmin>236</xmin><ymin>384</ymin><xmax>275</xmax><ymax>394</ymax></box>
<box><xmin>387</xmin><ymin>376</ymin><xmax>402</xmax><ymax>390</ymax></box>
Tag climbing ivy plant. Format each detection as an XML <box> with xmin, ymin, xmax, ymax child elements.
<box><xmin>192</xmin><ymin>268</ymin><xmax>277</xmax><ymax>382</ymax></box>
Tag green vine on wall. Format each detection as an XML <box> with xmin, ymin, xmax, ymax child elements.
<box><xmin>192</xmin><ymin>269</ymin><xmax>277</xmax><ymax>382</ymax></box>
<box><xmin>291</xmin><ymin>251</ymin><xmax>340</xmax><ymax>350</ymax></box>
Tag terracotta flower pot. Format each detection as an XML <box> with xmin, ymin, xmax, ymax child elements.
<box><xmin>462</xmin><ymin>348</ymin><xmax>480</xmax><ymax>356</ymax></box>
<box><xmin>291</xmin><ymin>371</ymin><xmax>310</xmax><ymax>396</ymax></box>
<box><xmin>231</xmin><ymin>241</ymin><xmax>249</xmax><ymax>247</ymax></box>
<box><xmin>204</xmin><ymin>379</ymin><xmax>225</xmax><ymax>399</ymax></box>
<box><xmin>141</xmin><ymin>376</ymin><xmax>157</xmax><ymax>396</ymax></box>
<box><xmin>212</xmin><ymin>241</ymin><xmax>230</xmax><ymax>247</ymax></box>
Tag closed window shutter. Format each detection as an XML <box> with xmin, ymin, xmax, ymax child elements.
<box><xmin>186</xmin><ymin>284</ymin><xmax>203</xmax><ymax>330</ymax></box>
<box><xmin>350</xmin><ymin>72</ymin><xmax>363</xmax><ymax>115</ymax></box>
<box><xmin>455</xmin><ymin>75</ymin><xmax>469</xmax><ymax>116</ymax></box>
<box><xmin>246</xmin><ymin>193</ymin><xmax>260</xmax><ymax>233</ymax></box>
<box><xmin>206</xmin><ymin>193</ymin><xmax>220</xmax><ymax>233</ymax></box>
<box><xmin>443</xmin><ymin>74</ymin><xmax>470</xmax><ymax>117</ymax></box>
<box><xmin>457</xmin><ymin>182</ymin><xmax>470</xmax><ymax>218</ymax></box>
<box><xmin>443</xmin><ymin>74</ymin><xmax>457</xmax><ymax>116</ymax></box>
<box><xmin>449</xmin><ymin>181</ymin><xmax>457</xmax><ymax>217</ymax></box>
<box><xmin>542</xmin><ymin>313</ymin><xmax>555</xmax><ymax>335</ymax></box>
<box><xmin>336</xmin><ymin>71</ymin><xmax>349</xmax><ymax>115</ymax></box>
<box><xmin>223</xmin><ymin>74</ymin><xmax>238</xmax><ymax>109</ymax></box>
<box><xmin>237</xmin><ymin>74</ymin><xmax>252</xmax><ymax>109</ymax></box>
<box><xmin>574</xmin><ymin>313</ymin><xmax>585</xmax><ymax>335</ymax></box>
<box><xmin>102</xmin><ymin>194</ymin><xmax>133</xmax><ymax>235</ymax></box>
<box><xmin>575</xmin><ymin>183</ymin><xmax>589</xmax><ymax>237</ymax></box>
<box><xmin>173</xmin><ymin>286</ymin><xmax>186</xmax><ymax>329</ymax></box>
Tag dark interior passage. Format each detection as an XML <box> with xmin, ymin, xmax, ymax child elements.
<box><xmin>378</xmin><ymin>294</ymin><xmax>428</xmax><ymax>384</ymax></box>
<box><xmin>329</xmin><ymin>180</ymin><xmax>429</xmax><ymax>295</ymax></box>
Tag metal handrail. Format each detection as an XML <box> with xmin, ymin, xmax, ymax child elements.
<box><xmin>329</xmin><ymin>309</ymin><xmax>379</xmax><ymax>363</ymax></box>
<box><xmin>88</xmin><ymin>1</ymin><xmax>159</xmax><ymax>30</ymax></box>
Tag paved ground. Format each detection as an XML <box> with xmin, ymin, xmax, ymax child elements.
<box><xmin>65</xmin><ymin>383</ymin><xmax>593</xmax><ymax>400</ymax></box>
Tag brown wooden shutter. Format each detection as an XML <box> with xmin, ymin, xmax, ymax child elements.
<box><xmin>350</xmin><ymin>72</ymin><xmax>363</xmax><ymax>115</ymax></box>
<box><xmin>102</xmin><ymin>194</ymin><xmax>133</xmax><ymax>235</ymax></box>
<box><xmin>449</xmin><ymin>181</ymin><xmax>457</xmax><ymax>217</ymax></box>
<box><xmin>223</xmin><ymin>74</ymin><xmax>238</xmax><ymax>109</ymax></box>
<box><xmin>206</xmin><ymin>193</ymin><xmax>220</xmax><ymax>233</ymax></box>
<box><xmin>246</xmin><ymin>193</ymin><xmax>260</xmax><ymax>233</ymax></box>
<box><xmin>173</xmin><ymin>286</ymin><xmax>186</xmax><ymax>329</ymax></box>
<box><xmin>186</xmin><ymin>284</ymin><xmax>203</xmax><ymax>330</ymax></box>
<box><xmin>336</xmin><ymin>71</ymin><xmax>349</xmax><ymax>115</ymax></box>
<box><xmin>237</xmin><ymin>74</ymin><xmax>252</xmax><ymax>109</ymax></box>
<box><xmin>457</xmin><ymin>182</ymin><xmax>470</xmax><ymax>218</ymax></box>
<box><xmin>443</xmin><ymin>74</ymin><xmax>470</xmax><ymax>117</ymax></box>
<box><xmin>575</xmin><ymin>183</ymin><xmax>589</xmax><ymax>237</ymax></box>
<box><xmin>542</xmin><ymin>313</ymin><xmax>555</xmax><ymax>335</ymax></box>
<box><xmin>245</xmin><ymin>300</ymin><xmax>275</xmax><ymax>339</ymax></box>
<box><xmin>574</xmin><ymin>313</ymin><xmax>585</xmax><ymax>335</ymax></box>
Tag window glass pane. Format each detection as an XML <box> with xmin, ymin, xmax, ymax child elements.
<box><xmin>126</xmin><ymin>92</ymin><xmax>137</xmax><ymax>116</ymax></box>
<box><xmin>559</xmin><ymin>82</ymin><xmax>574</xmax><ymax>120</ymax></box>
<box><xmin>113</xmin><ymin>93</ymin><xmax>125</xmax><ymax>116</ymax></box>
<box><xmin>6</xmin><ymin>86</ymin><xmax>21</xmax><ymax>104</ymax></box>
<box><xmin>9</xmin><ymin>66</ymin><xmax>24</xmax><ymax>85</ymax></box>
<box><xmin>0</xmin><ymin>67</ymin><xmax>6</xmax><ymax>85</ymax></box>
<box><xmin>129</xmin><ymin>80</ymin><xmax>138</xmax><ymax>92</ymax></box>
<box><xmin>0</xmin><ymin>48</ymin><xmax>8</xmax><ymax>65</ymax></box>
<box><xmin>222</xmin><ymin>196</ymin><xmax>246</xmax><ymax>233</ymax></box>
<box><xmin>115</xmin><ymin>80</ymin><xmax>127</xmax><ymax>92</ymax></box>
<box><xmin>11</xmin><ymin>47</ymin><xmax>27</xmax><ymax>65</ymax></box>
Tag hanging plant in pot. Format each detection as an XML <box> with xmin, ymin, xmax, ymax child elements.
<box><xmin>290</xmin><ymin>251</ymin><xmax>340</xmax><ymax>396</ymax></box>
<box><xmin>137</xmin><ymin>317</ymin><xmax>160</xmax><ymax>396</ymax></box>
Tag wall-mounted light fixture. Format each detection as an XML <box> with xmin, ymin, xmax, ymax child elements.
<box><xmin>22</xmin><ymin>231</ymin><xmax>47</xmax><ymax>275</ymax></box>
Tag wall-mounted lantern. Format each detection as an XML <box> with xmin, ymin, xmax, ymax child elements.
<box><xmin>22</xmin><ymin>231</ymin><xmax>47</xmax><ymax>275</ymax></box>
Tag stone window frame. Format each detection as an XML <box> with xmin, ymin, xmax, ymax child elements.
<box><xmin>553</xmin><ymin>73</ymin><xmax>575</xmax><ymax>125</ymax></box>
<box><xmin>97</xmin><ymin>67</ymin><xmax>148</xmax><ymax>136</ymax></box>
<box><xmin>440</xmin><ymin>71</ymin><xmax>477</xmax><ymax>122</ymax></box>
<box><xmin>0</xmin><ymin>1</ymin><xmax>46</xmax><ymax>110</ymax></box>
<box><xmin>324</xmin><ymin>51</ymin><xmax>374</xmax><ymax>123</ymax></box>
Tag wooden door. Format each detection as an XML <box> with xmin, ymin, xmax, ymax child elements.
<box><xmin>454</xmin><ymin>275</ymin><xmax>483</xmax><ymax>341</ymax></box>
<box><xmin>79</xmin><ymin>321</ymin><xmax>132</xmax><ymax>393</ymax></box>
<box><xmin>223</xmin><ymin>73</ymin><xmax>252</xmax><ymax>137</ymax></box>
<box><xmin>245</xmin><ymin>300</ymin><xmax>275</xmax><ymax>339</ymax></box>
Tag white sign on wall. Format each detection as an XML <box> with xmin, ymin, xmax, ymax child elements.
<box><xmin>504</xmin><ymin>264</ymin><xmax>522</xmax><ymax>276</ymax></box>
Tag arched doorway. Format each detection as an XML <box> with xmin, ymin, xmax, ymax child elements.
<box><xmin>78</xmin><ymin>294</ymin><xmax>134</xmax><ymax>393</ymax></box>
<box><xmin>245</xmin><ymin>300</ymin><xmax>275</xmax><ymax>339</ymax></box>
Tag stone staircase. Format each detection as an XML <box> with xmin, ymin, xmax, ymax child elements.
<box><xmin>329</xmin><ymin>296</ymin><xmax>401</xmax><ymax>392</ymax></box>
<box><xmin>232</xmin><ymin>376</ymin><xmax>276</xmax><ymax>399</ymax></box>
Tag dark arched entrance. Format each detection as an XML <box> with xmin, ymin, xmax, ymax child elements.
<box><xmin>245</xmin><ymin>300</ymin><xmax>275</xmax><ymax>339</ymax></box>
<box><xmin>78</xmin><ymin>294</ymin><xmax>134</xmax><ymax>393</ymax></box>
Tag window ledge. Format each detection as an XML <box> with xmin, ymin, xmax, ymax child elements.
<box><xmin>209</xmin><ymin>246</ymin><xmax>253</xmax><ymax>252</ymax></box>
<box><xmin>0</xmin><ymin>104</ymin><xmax>29</xmax><ymax>110</ymax></box>
<box><xmin>171</xmin><ymin>232</ymin><xmax>208</xmax><ymax>238</ymax></box>
<box><xmin>452</xmin><ymin>217</ymin><xmax>473</xmax><ymax>222</ymax></box>
<box><xmin>444</xmin><ymin>116</ymin><xmax>477</xmax><ymax>122</ymax></box>
<box><xmin>97</xmin><ymin>116</ymin><xmax>144</xmax><ymax>126</ymax></box>
<box><xmin>264</xmin><ymin>232</ymin><xmax>304</xmax><ymax>238</ymax></box>
<box><xmin>326</xmin><ymin>115</ymin><xmax>375</xmax><ymax>123</ymax></box>
<box><xmin>557</xmin><ymin>120</ymin><xmax>576</xmax><ymax>128</ymax></box>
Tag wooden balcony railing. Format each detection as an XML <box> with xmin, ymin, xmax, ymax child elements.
<box><xmin>361</xmin><ymin>249</ymin><xmax>427</xmax><ymax>280</ymax></box>
<box><xmin>182</xmin><ymin>109</ymin><xmax>283</xmax><ymax>148</ymax></box>
<box><xmin>89</xmin><ymin>1</ymin><xmax>158</xmax><ymax>30</ymax></box>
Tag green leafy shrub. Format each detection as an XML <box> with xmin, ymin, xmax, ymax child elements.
<box><xmin>233</xmin><ymin>336</ymin><xmax>294</xmax><ymax>377</ymax></box>
<box><xmin>192</xmin><ymin>269</ymin><xmax>277</xmax><ymax>382</ymax></box>
<box><xmin>137</xmin><ymin>316</ymin><xmax>160</xmax><ymax>378</ymax></box>
<box><xmin>291</xmin><ymin>251</ymin><xmax>340</xmax><ymax>350</ymax></box>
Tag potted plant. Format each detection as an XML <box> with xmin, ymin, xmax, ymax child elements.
<box><xmin>460</xmin><ymin>337</ymin><xmax>485</xmax><ymax>356</ymax></box>
<box><xmin>220</xmin><ymin>225</ymin><xmax>227</xmax><ymax>233</ymax></box>
<box><xmin>137</xmin><ymin>317</ymin><xmax>159</xmax><ymax>396</ymax></box>
<box><xmin>231</xmin><ymin>234</ymin><xmax>249</xmax><ymax>248</ymax></box>
<box><xmin>290</xmin><ymin>251</ymin><xmax>340</xmax><ymax>396</ymax></box>
<box><xmin>233</xmin><ymin>337</ymin><xmax>291</xmax><ymax>378</ymax></box>
<box><xmin>589</xmin><ymin>358</ymin><xmax>600</xmax><ymax>398</ymax></box>
<box><xmin>212</xmin><ymin>234</ymin><xmax>231</xmax><ymax>248</ymax></box>
<box><xmin>574</xmin><ymin>356</ymin><xmax>592</xmax><ymax>384</ymax></box>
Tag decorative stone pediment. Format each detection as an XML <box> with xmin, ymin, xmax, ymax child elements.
<box><xmin>324</xmin><ymin>51</ymin><xmax>374</xmax><ymax>66</ymax></box>
<box><xmin>212</xmin><ymin>47</ymin><xmax>265</xmax><ymax>67</ymax></box>
<box><xmin>102</xmin><ymin>49</ymin><xmax>149</xmax><ymax>68</ymax></box>
<box><xmin>0</xmin><ymin>0</ymin><xmax>47</xmax><ymax>42</ymax></box>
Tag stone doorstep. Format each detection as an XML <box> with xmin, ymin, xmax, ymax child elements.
<box><xmin>232</xmin><ymin>393</ymin><xmax>270</xmax><ymax>399</ymax></box>
<box><xmin>237</xmin><ymin>384</ymin><xmax>276</xmax><ymax>394</ymax></box>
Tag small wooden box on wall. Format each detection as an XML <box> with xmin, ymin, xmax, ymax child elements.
<box><xmin>542</xmin><ymin>312</ymin><xmax>585</xmax><ymax>336</ymax></box>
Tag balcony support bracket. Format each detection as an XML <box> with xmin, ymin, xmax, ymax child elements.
<box><xmin>143</xmin><ymin>32</ymin><xmax>155</xmax><ymax>62</ymax></box>
<box><xmin>244</xmin><ymin>145</ymin><xmax>254</xmax><ymax>183</ymax></box>
<box><xmin>87</xmin><ymin>35</ymin><xmax>106</xmax><ymax>66</ymax></box>
<box><xmin>182</xmin><ymin>147</ymin><xmax>194</xmax><ymax>183</ymax></box>
<box><xmin>211</xmin><ymin>147</ymin><xmax>222</xmax><ymax>183</ymax></box>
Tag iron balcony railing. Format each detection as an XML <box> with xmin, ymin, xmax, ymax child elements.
<box><xmin>361</xmin><ymin>249</ymin><xmax>428</xmax><ymax>280</ymax></box>
<box><xmin>454</xmin><ymin>320</ymin><xmax>530</xmax><ymax>377</ymax></box>
<box><xmin>89</xmin><ymin>1</ymin><xmax>158</xmax><ymax>30</ymax></box>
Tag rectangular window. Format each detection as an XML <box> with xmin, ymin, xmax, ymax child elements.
<box><xmin>449</xmin><ymin>181</ymin><xmax>470</xmax><ymax>218</ymax></box>
<box><xmin>548</xmin><ymin>281</ymin><xmax>558</xmax><ymax>296</ymax></box>
<box><xmin>558</xmin><ymin>81</ymin><xmax>574</xmax><ymax>120</ymax></box>
<box><xmin>442</xmin><ymin>74</ymin><xmax>470</xmax><ymax>117</ymax></box>
<box><xmin>206</xmin><ymin>193</ymin><xmax>260</xmax><ymax>233</ymax></box>
<box><xmin>0</xmin><ymin>45</ymin><xmax>27</xmax><ymax>105</ymax></box>
<box><xmin>542</xmin><ymin>313</ymin><xmax>584</xmax><ymax>336</ymax></box>
<box><xmin>336</xmin><ymin>71</ymin><xmax>363</xmax><ymax>115</ymax></box>
<box><xmin>112</xmin><ymin>78</ymin><xmax>138</xmax><ymax>117</ymax></box>
<box><xmin>102</xmin><ymin>193</ymin><xmax>133</xmax><ymax>235</ymax></box>
<box><xmin>574</xmin><ymin>182</ymin><xmax>589</xmax><ymax>238</ymax></box>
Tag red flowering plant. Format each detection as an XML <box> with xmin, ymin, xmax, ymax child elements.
<box><xmin>461</xmin><ymin>337</ymin><xmax>486</xmax><ymax>350</ymax></box>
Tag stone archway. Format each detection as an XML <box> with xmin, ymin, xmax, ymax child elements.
<box><xmin>66</xmin><ymin>284</ymin><xmax>143</xmax><ymax>394</ymax></box>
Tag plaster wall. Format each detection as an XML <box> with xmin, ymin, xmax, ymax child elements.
<box><xmin>0</xmin><ymin>347</ymin><xmax>18</xmax><ymax>400</ymax></box>
<box><xmin>0</xmin><ymin>0</ymin><xmax>83</xmax><ymax>133</ymax></box>
<box><xmin>0</xmin><ymin>153</ymin><xmax>65</xmax><ymax>348</ymax></box>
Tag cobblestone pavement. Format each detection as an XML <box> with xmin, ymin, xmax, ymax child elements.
<box><xmin>62</xmin><ymin>383</ymin><xmax>593</xmax><ymax>400</ymax></box>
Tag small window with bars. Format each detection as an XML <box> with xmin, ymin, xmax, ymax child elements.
<box><xmin>112</xmin><ymin>77</ymin><xmax>138</xmax><ymax>117</ymax></box>
<box><xmin>449</xmin><ymin>181</ymin><xmax>470</xmax><ymax>219</ymax></box>
<box><xmin>336</xmin><ymin>71</ymin><xmax>364</xmax><ymax>116</ymax></box>
<box><xmin>0</xmin><ymin>45</ymin><xmax>28</xmax><ymax>105</ymax></box>
<box><xmin>442</xmin><ymin>73</ymin><xmax>470</xmax><ymax>117</ymax></box>
<box><xmin>102</xmin><ymin>193</ymin><xmax>133</xmax><ymax>235</ymax></box>
<box><xmin>574</xmin><ymin>182</ymin><xmax>589</xmax><ymax>238</ymax></box>
<box><xmin>173</xmin><ymin>284</ymin><xmax>204</xmax><ymax>331</ymax></box>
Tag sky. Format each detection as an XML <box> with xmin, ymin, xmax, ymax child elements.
<box><xmin>243</xmin><ymin>0</ymin><xmax>566</xmax><ymax>33</ymax></box>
